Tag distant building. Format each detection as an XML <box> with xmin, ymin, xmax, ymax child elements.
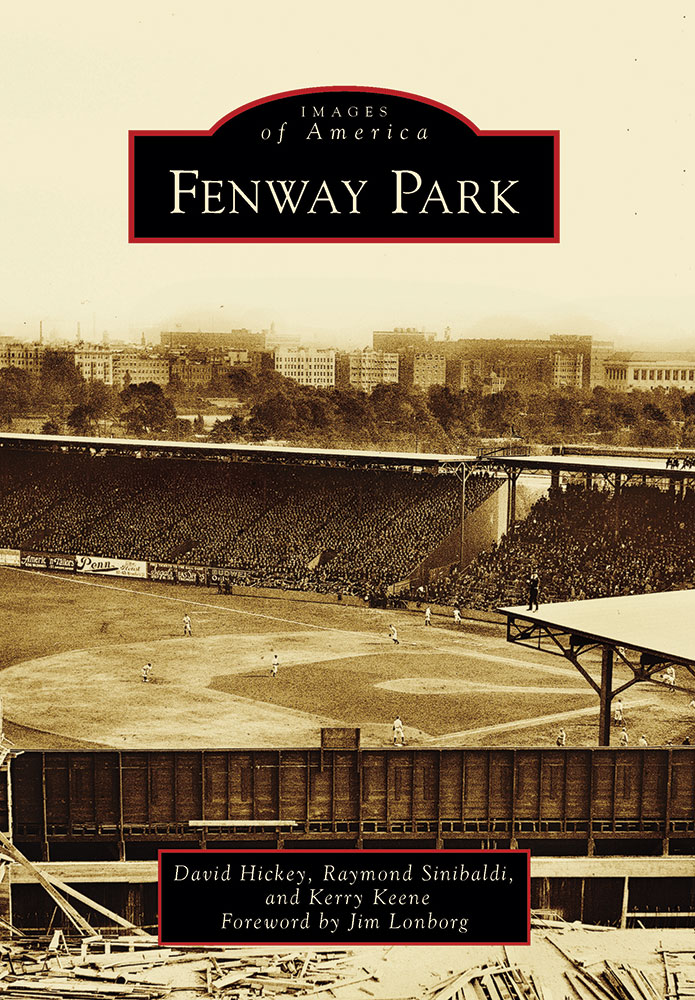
<box><xmin>589</xmin><ymin>340</ymin><xmax>616</xmax><ymax>388</ymax></box>
<box><xmin>252</xmin><ymin>351</ymin><xmax>276</xmax><ymax>375</ymax></box>
<box><xmin>0</xmin><ymin>342</ymin><xmax>46</xmax><ymax>376</ymax></box>
<box><xmin>547</xmin><ymin>335</ymin><xmax>615</xmax><ymax>390</ymax></box>
<box><xmin>170</xmin><ymin>358</ymin><xmax>214</xmax><ymax>388</ymax></box>
<box><xmin>160</xmin><ymin>330</ymin><xmax>266</xmax><ymax>351</ymax></box>
<box><xmin>370</xmin><ymin>332</ymin><xmax>615</xmax><ymax>390</ymax></box>
<box><xmin>347</xmin><ymin>349</ymin><xmax>399</xmax><ymax>393</ymax></box>
<box><xmin>550</xmin><ymin>349</ymin><xmax>584</xmax><ymax>388</ymax></box>
<box><xmin>74</xmin><ymin>346</ymin><xmax>113</xmax><ymax>384</ymax></box>
<box><xmin>413</xmin><ymin>354</ymin><xmax>446</xmax><ymax>390</ymax></box>
<box><xmin>73</xmin><ymin>347</ymin><xmax>170</xmax><ymax>388</ymax></box>
<box><xmin>274</xmin><ymin>348</ymin><xmax>336</xmax><ymax>387</ymax></box>
<box><xmin>372</xmin><ymin>328</ymin><xmax>435</xmax><ymax>353</ymax></box>
<box><xmin>228</xmin><ymin>350</ymin><xmax>251</xmax><ymax>367</ymax></box>
<box><xmin>384</xmin><ymin>336</ymin><xmax>549</xmax><ymax>387</ymax></box>
<box><xmin>113</xmin><ymin>351</ymin><xmax>170</xmax><ymax>389</ymax></box>
<box><xmin>399</xmin><ymin>354</ymin><xmax>414</xmax><ymax>387</ymax></box>
<box><xmin>210</xmin><ymin>362</ymin><xmax>232</xmax><ymax>382</ymax></box>
<box><xmin>484</xmin><ymin>372</ymin><xmax>507</xmax><ymax>395</ymax></box>
<box><xmin>190</xmin><ymin>351</ymin><xmax>256</xmax><ymax>385</ymax></box>
<box><xmin>548</xmin><ymin>335</ymin><xmax>589</xmax><ymax>388</ymax></box>
<box><xmin>604</xmin><ymin>358</ymin><xmax>695</xmax><ymax>392</ymax></box>
<box><xmin>403</xmin><ymin>334</ymin><xmax>614</xmax><ymax>390</ymax></box>
<box><xmin>446</xmin><ymin>358</ymin><xmax>484</xmax><ymax>390</ymax></box>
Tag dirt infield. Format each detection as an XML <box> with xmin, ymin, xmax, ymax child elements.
<box><xmin>1</xmin><ymin>566</ymin><xmax>694</xmax><ymax>749</ymax></box>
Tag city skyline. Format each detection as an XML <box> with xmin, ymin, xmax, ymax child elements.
<box><xmin>2</xmin><ymin>312</ymin><xmax>693</xmax><ymax>354</ymax></box>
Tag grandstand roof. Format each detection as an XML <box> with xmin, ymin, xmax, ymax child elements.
<box><xmin>487</xmin><ymin>452</ymin><xmax>695</xmax><ymax>478</ymax></box>
<box><xmin>1</xmin><ymin>431</ymin><xmax>693</xmax><ymax>479</ymax></box>
<box><xmin>500</xmin><ymin>590</ymin><xmax>695</xmax><ymax>666</ymax></box>
<box><xmin>0</xmin><ymin>431</ymin><xmax>476</xmax><ymax>472</ymax></box>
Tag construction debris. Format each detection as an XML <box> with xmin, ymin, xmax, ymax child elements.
<box><xmin>425</xmin><ymin>961</ymin><xmax>548</xmax><ymax>1000</ymax></box>
<box><xmin>418</xmin><ymin>929</ymin><xmax>689</xmax><ymax>1000</ymax></box>
<box><xmin>543</xmin><ymin>932</ymin><xmax>671</xmax><ymax>1000</ymax></box>
<box><xmin>0</xmin><ymin>892</ymin><xmax>692</xmax><ymax>1000</ymax></box>
<box><xmin>0</xmin><ymin>942</ymin><xmax>368</xmax><ymax>999</ymax></box>
<box><xmin>0</xmin><ymin>833</ymin><xmax>146</xmax><ymax>939</ymax></box>
<box><xmin>660</xmin><ymin>948</ymin><xmax>695</xmax><ymax>1000</ymax></box>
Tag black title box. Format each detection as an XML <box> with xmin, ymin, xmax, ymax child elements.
<box><xmin>130</xmin><ymin>88</ymin><xmax>558</xmax><ymax>242</ymax></box>
<box><xmin>159</xmin><ymin>849</ymin><xmax>530</xmax><ymax>946</ymax></box>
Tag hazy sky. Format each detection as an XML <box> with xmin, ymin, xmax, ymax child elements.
<box><xmin>2</xmin><ymin>1</ymin><xmax>693</xmax><ymax>347</ymax></box>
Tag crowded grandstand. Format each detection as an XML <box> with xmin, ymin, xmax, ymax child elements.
<box><xmin>445</xmin><ymin>482</ymin><xmax>695</xmax><ymax>609</ymax></box>
<box><xmin>1</xmin><ymin>438</ymin><xmax>694</xmax><ymax>609</ymax></box>
<box><xmin>0</xmin><ymin>445</ymin><xmax>499</xmax><ymax>595</ymax></box>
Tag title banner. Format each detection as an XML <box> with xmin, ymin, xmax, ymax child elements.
<box><xmin>130</xmin><ymin>87</ymin><xmax>558</xmax><ymax>242</ymax></box>
<box><xmin>159</xmin><ymin>849</ymin><xmax>530</xmax><ymax>946</ymax></box>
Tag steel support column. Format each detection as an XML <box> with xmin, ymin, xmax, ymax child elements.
<box><xmin>460</xmin><ymin>465</ymin><xmax>467</xmax><ymax>565</ymax></box>
<box><xmin>507</xmin><ymin>473</ymin><xmax>517</xmax><ymax>533</ymax></box>
<box><xmin>599</xmin><ymin>647</ymin><xmax>614</xmax><ymax>747</ymax></box>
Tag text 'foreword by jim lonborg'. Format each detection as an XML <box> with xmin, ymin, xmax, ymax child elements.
<box><xmin>158</xmin><ymin>851</ymin><xmax>530</xmax><ymax>945</ymax></box>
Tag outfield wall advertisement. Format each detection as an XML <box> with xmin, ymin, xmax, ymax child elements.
<box><xmin>148</xmin><ymin>561</ymin><xmax>207</xmax><ymax>583</ymax></box>
<box><xmin>75</xmin><ymin>555</ymin><xmax>148</xmax><ymax>579</ymax></box>
<box><xmin>148</xmin><ymin>561</ymin><xmax>178</xmax><ymax>582</ymax></box>
<box><xmin>20</xmin><ymin>552</ymin><xmax>76</xmax><ymax>572</ymax></box>
<box><xmin>172</xmin><ymin>564</ymin><xmax>207</xmax><ymax>584</ymax></box>
<box><xmin>0</xmin><ymin>549</ymin><xmax>20</xmax><ymax>566</ymax></box>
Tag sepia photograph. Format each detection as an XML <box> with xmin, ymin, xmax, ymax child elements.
<box><xmin>0</xmin><ymin>0</ymin><xmax>693</xmax><ymax>993</ymax></box>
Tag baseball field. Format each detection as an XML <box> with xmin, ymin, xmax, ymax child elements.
<box><xmin>1</xmin><ymin>566</ymin><xmax>692</xmax><ymax>750</ymax></box>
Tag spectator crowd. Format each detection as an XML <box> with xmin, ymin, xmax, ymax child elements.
<box><xmin>0</xmin><ymin>449</ymin><xmax>500</xmax><ymax>597</ymax></box>
<box><xmin>3</xmin><ymin>450</ymin><xmax>695</xmax><ymax>611</ymax></box>
<box><xmin>442</xmin><ymin>482</ymin><xmax>695</xmax><ymax>609</ymax></box>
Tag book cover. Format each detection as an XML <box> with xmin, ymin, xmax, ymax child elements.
<box><xmin>0</xmin><ymin>0</ymin><xmax>693</xmax><ymax>989</ymax></box>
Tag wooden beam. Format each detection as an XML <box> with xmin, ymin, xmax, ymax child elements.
<box><xmin>188</xmin><ymin>819</ymin><xmax>298</xmax><ymax>827</ymax></box>
<box><xmin>0</xmin><ymin>830</ymin><xmax>97</xmax><ymax>937</ymax></box>
<box><xmin>620</xmin><ymin>875</ymin><xmax>629</xmax><ymax>928</ymax></box>
<box><xmin>40</xmin><ymin>871</ymin><xmax>148</xmax><ymax>935</ymax></box>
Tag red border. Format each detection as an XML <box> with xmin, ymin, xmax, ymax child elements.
<box><xmin>157</xmin><ymin>847</ymin><xmax>531</xmax><ymax>947</ymax></box>
<box><xmin>129</xmin><ymin>86</ymin><xmax>559</xmax><ymax>244</ymax></box>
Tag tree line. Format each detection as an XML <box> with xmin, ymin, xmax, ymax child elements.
<box><xmin>0</xmin><ymin>352</ymin><xmax>179</xmax><ymax>438</ymax></box>
<box><xmin>2</xmin><ymin>354</ymin><xmax>695</xmax><ymax>450</ymax></box>
<box><xmin>205</xmin><ymin>372</ymin><xmax>695</xmax><ymax>451</ymax></box>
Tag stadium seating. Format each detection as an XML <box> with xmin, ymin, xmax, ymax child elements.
<box><xmin>0</xmin><ymin>451</ymin><xmax>499</xmax><ymax>594</ymax></box>
<box><xmin>439</xmin><ymin>483</ymin><xmax>695</xmax><ymax>609</ymax></box>
<box><xmin>3</xmin><ymin>450</ymin><xmax>693</xmax><ymax>608</ymax></box>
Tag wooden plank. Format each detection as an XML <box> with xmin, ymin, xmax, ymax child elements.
<box><xmin>41</xmin><ymin>752</ymin><xmax>49</xmax><ymax>859</ymax></box>
<box><xmin>301</xmin><ymin>974</ymin><xmax>377</xmax><ymax>996</ymax></box>
<box><xmin>565</xmin><ymin>972</ymin><xmax>592</xmax><ymax>1000</ymax></box>
<box><xmin>188</xmin><ymin>819</ymin><xmax>297</xmax><ymax>827</ymax></box>
<box><xmin>85</xmin><ymin>947</ymin><xmax>174</xmax><ymax>968</ymax></box>
<box><xmin>664</xmin><ymin>749</ymin><xmax>674</xmax><ymax>850</ymax></box>
<box><xmin>39</xmin><ymin>870</ymin><xmax>148</xmax><ymax>935</ymax></box>
<box><xmin>510</xmin><ymin>750</ymin><xmax>517</xmax><ymax>842</ymax></box>
<box><xmin>0</xmin><ymin>830</ymin><xmax>97</xmax><ymax>937</ymax></box>
<box><xmin>620</xmin><ymin>875</ymin><xmax>630</xmax><ymax>928</ymax></box>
